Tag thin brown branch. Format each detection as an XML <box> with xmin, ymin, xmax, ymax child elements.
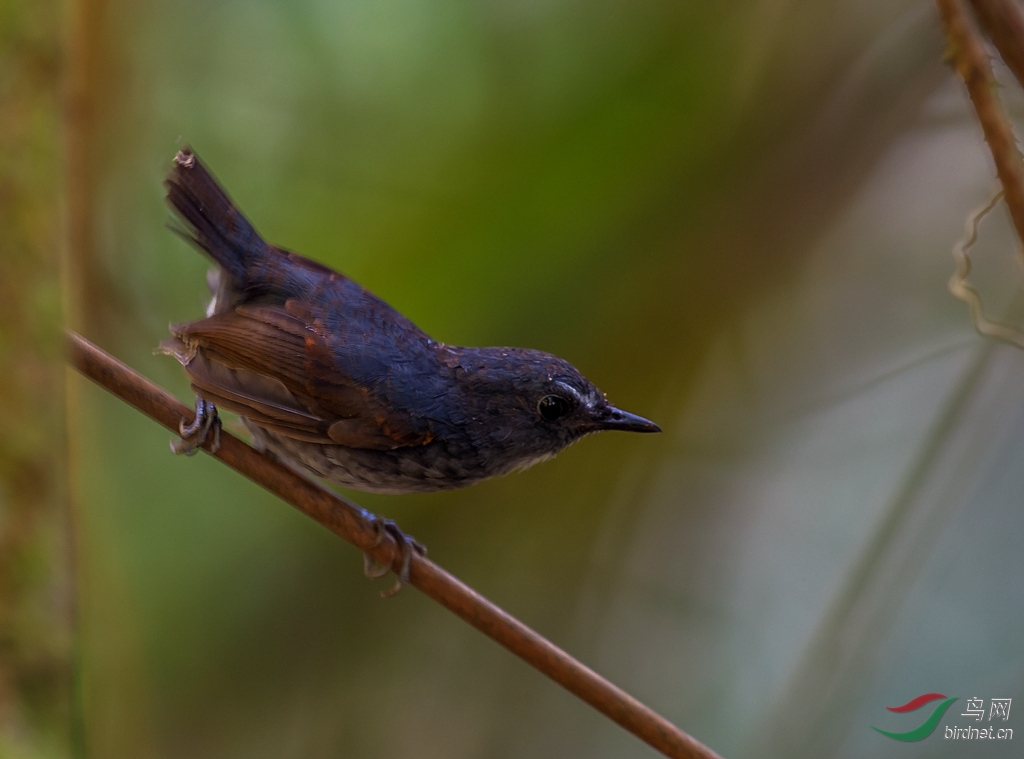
<box><xmin>65</xmin><ymin>330</ymin><xmax>722</xmax><ymax>759</ymax></box>
<box><xmin>969</xmin><ymin>0</ymin><xmax>1024</xmax><ymax>90</ymax></box>
<box><xmin>937</xmin><ymin>0</ymin><xmax>1024</xmax><ymax>243</ymax></box>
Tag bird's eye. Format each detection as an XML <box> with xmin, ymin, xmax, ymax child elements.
<box><xmin>538</xmin><ymin>395</ymin><xmax>572</xmax><ymax>422</ymax></box>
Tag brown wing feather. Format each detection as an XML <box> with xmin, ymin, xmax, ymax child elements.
<box><xmin>163</xmin><ymin>304</ymin><xmax>432</xmax><ymax>450</ymax></box>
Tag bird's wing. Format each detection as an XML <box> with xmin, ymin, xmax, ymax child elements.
<box><xmin>161</xmin><ymin>303</ymin><xmax>434</xmax><ymax>450</ymax></box>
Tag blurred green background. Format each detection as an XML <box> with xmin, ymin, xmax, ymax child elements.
<box><xmin>2</xmin><ymin>0</ymin><xmax>1024</xmax><ymax>757</ymax></box>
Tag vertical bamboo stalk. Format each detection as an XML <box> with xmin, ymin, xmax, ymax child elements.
<box><xmin>62</xmin><ymin>0</ymin><xmax>106</xmax><ymax>754</ymax></box>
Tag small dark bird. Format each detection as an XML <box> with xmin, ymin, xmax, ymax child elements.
<box><xmin>161</xmin><ymin>147</ymin><xmax>659</xmax><ymax>497</ymax></box>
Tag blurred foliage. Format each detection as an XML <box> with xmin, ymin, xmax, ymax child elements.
<box><xmin>3</xmin><ymin>0</ymin><xmax>1024</xmax><ymax>757</ymax></box>
<box><xmin>0</xmin><ymin>1</ymin><xmax>73</xmax><ymax>758</ymax></box>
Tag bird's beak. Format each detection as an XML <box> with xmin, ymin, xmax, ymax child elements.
<box><xmin>595</xmin><ymin>406</ymin><xmax>661</xmax><ymax>433</ymax></box>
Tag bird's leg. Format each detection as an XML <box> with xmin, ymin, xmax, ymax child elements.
<box><xmin>362</xmin><ymin>516</ymin><xmax>427</xmax><ymax>597</ymax></box>
<box><xmin>171</xmin><ymin>396</ymin><xmax>221</xmax><ymax>456</ymax></box>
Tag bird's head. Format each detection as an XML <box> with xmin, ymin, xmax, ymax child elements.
<box><xmin>440</xmin><ymin>346</ymin><xmax>660</xmax><ymax>473</ymax></box>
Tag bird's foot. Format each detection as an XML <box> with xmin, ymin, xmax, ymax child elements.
<box><xmin>363</xmin><ymin>516</ymin><xmax>427</xmax><ymax>597</ymax></box>
<box><xmin>171</xmin><ymin>397</ymin><xmax>221</xmax><ymax>456</ymax></box>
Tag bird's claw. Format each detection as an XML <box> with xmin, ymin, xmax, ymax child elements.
<box><xmin>362</xmin><ymin>517</ymin><xmax>426</xmax><ymax>597</ymax></box>
<box><xmin>171</xmin><ymin>397</ymin><xmax>221</xmax><ymax>456</ymax></box>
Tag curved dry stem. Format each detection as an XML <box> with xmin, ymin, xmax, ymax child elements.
<box><xmin>948</xmin><ymin>189</ymin><xmax>1024</xmax><ymax>347</ymax></box>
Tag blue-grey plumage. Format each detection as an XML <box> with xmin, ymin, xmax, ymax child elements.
<box><xmin>161</xmin><ymin>148</ymin><xmax>659</xmax><ymax>494</ymax></box>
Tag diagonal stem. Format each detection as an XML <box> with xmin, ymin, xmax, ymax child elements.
<box><xmin>64</xmin><ymin>329</ymin><xmax>723</xmax><ymax>759</ymax></box>
<box><xmin>968</xmin><ymin>0</ymin><xmax>1024</xmax><ymax>91</ymax></box>
<box><xmin>937</xmin><ymin>0</ymin><xmax>1024</xmax><ymax>244</ymax></box>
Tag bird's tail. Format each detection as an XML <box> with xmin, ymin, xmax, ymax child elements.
<box><xmin>165</xmin><ymin>148</ymin><xmax>267</xmax><ymax>288</ymax></box>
